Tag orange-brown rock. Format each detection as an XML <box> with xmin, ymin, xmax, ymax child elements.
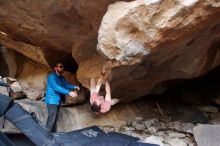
<box><xmin>0</xmin><ymin>0</ymin><xmax>220</xmax><ymax>102</ymax></box>
<box><xmin>95</xmin><ymin>0</ymin><xmax>220</xmax><ymax>101</ymax></box>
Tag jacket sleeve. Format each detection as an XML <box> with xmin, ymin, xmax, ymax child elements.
<box><xmin>48</xmin><ymin>74</ymin><xmax>70</xmax><ymax>95</ymax></box>
<box><xmin>62</xmin><ymin>77</ymin><xmax>76</xmax><ymax>90</ymax></box>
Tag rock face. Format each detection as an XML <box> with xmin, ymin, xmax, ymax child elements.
<box><xmin>0</xmin><ymin>99</ymin><xmax>156</xmax><ymax>133</ymax></box>
<box><xmin>0</xmin><ymin>46</ymin><xmax>26</xmax><ymax>77</ymax></box>
<box><xmin>0</xmin><ymin>0</ymin><xmax>220</xmax><ymax>102</ymax></box>
<box><xmin>101</xmin><ymin>118</ymin><xmax>196</xmax><ymax>146</ymax></box>
<box><xmin>0</xmin><ymin>0</ymin><xmax>131</xmax><ymax>68</ymax></box>
<box><xmin>96</xmin><ymin>0</ymin><xmax>220</xmax><ymax>101</ymax></box>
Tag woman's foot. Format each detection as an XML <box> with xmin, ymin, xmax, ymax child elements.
<box><xmin>101</xmin><ymin>66</ymin><xmax>110</xmax><ymax>81</ymax></box>
<box><xmin>101</xmin><ymin>66</ymin><xmax>106</xmax><ymax>75</ymax></box>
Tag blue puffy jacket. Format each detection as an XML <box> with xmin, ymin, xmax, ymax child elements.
<box><xmin>44</xmin><ymin>72</ymin><xmax>77</xmax><ymax>105</ymax></box>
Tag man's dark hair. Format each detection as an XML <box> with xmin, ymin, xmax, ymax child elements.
<box><xmin>54</xmin><ymin>62</ymin><xmax>63</xmax><ymax>68</ymax></box>
<box><xmin>91</xmin><ymin>101</ymin><xmax>101</xmax><ymax>112</ymax></box>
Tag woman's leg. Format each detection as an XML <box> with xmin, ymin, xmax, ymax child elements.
<box><xmin>105</xmin><ymin>80</ymin><xmax>111</xmax><ymax>101</ymax></box>
<box><xmin>94</xmin><ymin>75</ymin><xmax>105</xmax><ymax>93</ymax></box>
<box><xmin>111</xmin><ymin>99</ymin><xmax>120</xmax><ymax>105</ymax></box>
<box><xmin>90</xmin><ymin>78</ymin><xmax>96</xmax><ymax>93</ymax></box>
<box><xmin>92</xmin><ymin>66</ymin><xmax>109</xmax><ymax>93</ymax></box>
<box><xmin>105</xmin><ymin>80</ymin><xmax>120</xmax><ymax>105</ymax></box>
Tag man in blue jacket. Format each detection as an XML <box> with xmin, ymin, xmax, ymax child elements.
<box><xmin>44</xmin><ymin>62</ymin><xmax>80</xmax><ymax>132</ymax></box>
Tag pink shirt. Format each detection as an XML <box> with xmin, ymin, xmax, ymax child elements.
<box><xmin>100</xmin><ymin>100</ymin><xmax>112</xmax><ymax>113</ymax></box>
<box><xmin>90</xmin><ymin>92</ymin><xmax>104</xmax><ymax>104</ymax></box>
<box><xmin>90</xmin><ymin>92</ymin><xmax>112</xmax><ymax>113</ymax></box>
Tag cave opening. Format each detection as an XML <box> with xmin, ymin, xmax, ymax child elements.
<box><xmin>43</xmin><ymin>47</ymin><xmax>79</xmax><ymax>74</ymax></box>
<box><xmin>0</xmin><ymin>45</ymin><xmax>27</xmax><ymax>78</ymax></box>
<box><xmin>0</xmin><ymin>44</ymin><xmax>79</xmax><ymax>76</ymax></box>
<box><xmin>139</xmin><ymin>65</ymin><xmax>220</xmax><ymax>125</ymax></box>
<box><xmin>145</xmin><ymin>65</ymin><xmax>220</xmax><ymax>105</ymax></box>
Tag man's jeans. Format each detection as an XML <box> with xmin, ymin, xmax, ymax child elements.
<box><xmin>46</xmin><ymin>104</ymin><xmax>59</xmax><ymax>132</ymax></box>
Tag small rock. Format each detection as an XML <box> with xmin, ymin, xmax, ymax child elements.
<box><xmin>134</xmin><ymin>124</ymin><xmax>145</xmax><ymax>131</ymax></box>
<box><xmin>182</xmin><ymin>123</ymin><xmax>195</xmax><ymax>134</ymax></box>
<box><xmin>156</xmin><ymin>131</ymin><xmax>166</xmax><ymax>137</ymax></box>
<box><xmin>123</xmin><ymin>126</ymin><xmax>131</xmax><ymax>131</ymax></box>
<box><xmin>148</xmin><ymin>126</ymin><xmax>158</xmax><ymax>134</ymax></box>
<box><xmin>2</xmin><ymin>77</ymin><xmax>8</xmax><ymax>83</ymax></box>
<box><xmin>168</xmin><ymin>138</ymin><xmax>187</xmax><ymax>146</ymax></box>
<box><xmin>168</xmin><ymin>132</ymin><xmax>186</xmax><ymax>138</ymax></box>
<box><xmin>144</xmin><ymin>136</ymin><xmax>165</xmax><ymax>146</ymax></box>
<box><xmin>183</xmin><ymin>137</ymin><xmax>195</xmax><ymax>146</ymax></box>
<box><xmin>6</xmin><ymin>77</ymin><xmax>17</xmax><ymax>82</ymax></box>
<box><xmin>143</xmin><ymin>118</ymin><xmax>159</xmax><ymax>128</ymax></box>
<box><xmin>129</xmin><ymin>127</ymin><xmax>135</xmax><ymax>131</ymax></box>
<box><xmin>150</xmin><ymin>118</ymin><xmax>159</xmax><ymax>126</ymax></box>
<box><xmin>135</xmin><ymin>117</ymin><xmax>143</xmax><ymax>123</ymax></box>
<box><xmin>143</xmin><ymin>120</ymin><xmax>153</xmax><ymax>128</ymax></box>
<box><xmin>131</xmin><ymin>120</ymin><xmax>138</xmax><ymax>127</ymax></box>
<box><xmin>24</xmin><ymin>90</ymin><xmax>44</xmax><ymax>101</ymax></box>
<box><xmin>10</xmin><ymin>91</ymin><xmax>26</xmax><ymax>100</ymax></box>
<box><xmin>159</xmin><ymin>122</ymin><xmax>166</xmax><ymax>129</ymax></box>
<box><xmin>127</xmin><ymin>120</ymin><xmax>132</xmax><ymax>126</ymax></box>
<box><xmin>197</xmin><ymin>106</ymin><xmax>218</xmax><ymax>113</ymax></box>
<box><xmin>10</xmin><ymin>82</ymin><xmax>23</xmax><ymax>92</ymax></box>
<box><xmin>169</xmin><ymin>121</ymin><xmax>183</xmax><ymax>130</ymax></box>
<box><xmin>166</xmin><ymin>121</ymin><xmax>195</xmax><ymax>134</ymax></box>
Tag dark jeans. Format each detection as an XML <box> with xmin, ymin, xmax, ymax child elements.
<box><xmin>46</xmin><ymin>104</ymin><xmax>59</xmax><ymax>132</ymax></box>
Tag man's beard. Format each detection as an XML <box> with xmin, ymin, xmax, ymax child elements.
<box><xmin>56</xmin><ymin>70</ymin><xmax>64</xmax><ymax>74</ymax></box>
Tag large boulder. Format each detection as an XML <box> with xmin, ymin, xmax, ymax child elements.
<box><xmin>193</xmin><ymin>125</ymin><xmax>220</xmax><ymax>146</ymax></box>
<box><xmin>94</xmin><ymin>0</ymin><xmax>220</xmax><ymax>101</ymax></box>
<box><xmin>0</xmin><ymin>0</ymin><xmax>219</xmax><ymax>102</ymax></box>
<box><xmin>75</xmin><ymin>0</ymin><xmax>220</xmax><ymax>101</ymax></box>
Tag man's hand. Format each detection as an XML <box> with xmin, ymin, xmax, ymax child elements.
<box><xmin>75</xmin><ymin>86</ymin><xmax>80</xmax><ymax>91</ymax></box>
<box><xmin>69</xmin><ymin>91</ymin><xmax>77</xmax><ymax>98</ymax></box>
